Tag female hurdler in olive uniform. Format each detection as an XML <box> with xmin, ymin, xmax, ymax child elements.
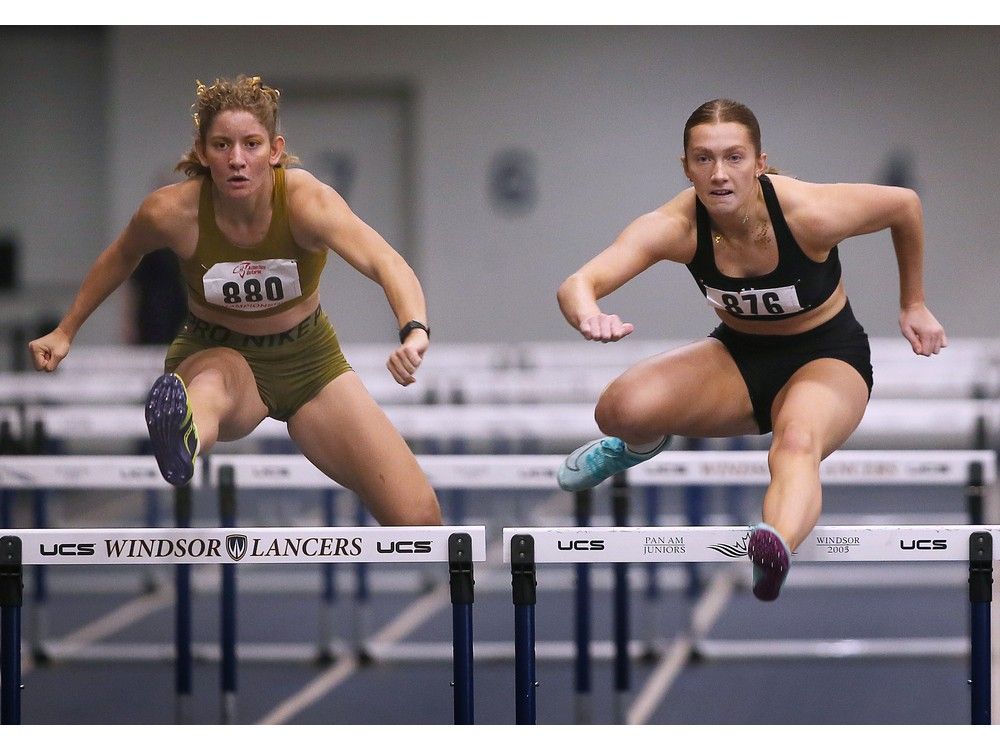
<box><xmin>29</xmin><ymin>75</ymin><xmax>441</xmax><ymax>527</ymax></box>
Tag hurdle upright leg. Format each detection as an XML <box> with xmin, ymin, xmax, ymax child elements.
<box><xmin>449</xmin><ymin>532</ymin><xmax>475</xmax><ymax>724</ymax></box>
<box><xmin>218</xmin><ymin>465</ymin><xmax>238</xmax><ymax>724</ymax></box>
<box><xmin>319</xmin><ymin>488</ymin><xmax>338</xmax><ymax>663</ymax></box>
<box><xmin>174</xmin><ymin>484</ymin><xmax>193</xmax><ymax>724</ymax></box>
<box><xmin>511</xmin><ymin>534</ymin><xmax>537</xmax><ymax>725</ymax></box>
<box><xmin>611</xmin><ymin>473</ymin><xmax>630</xmax><ymax>724</ymax></box>
<box><xmin>29</xmin><ymin>488</ymin><xmax>48</xmax><ymax>663</ymax></box>
<box><xmin>642</xmin><ymin>486</ymin><xmax>661</xmax><ymax>659</ymax></box>
<box><xmin>969</xmin><ymin>531</ymin><xmax>992</xmax><ymax>724</ymax></box>
<box><xmin>352</xmin><ymin>496</ymin><xmax>371</xmax><ymax>663</ymax></box>
<box><xmin>1</xmin><ymin>536</ymin><xmax>23</xmax><ymax>725</ymax></box>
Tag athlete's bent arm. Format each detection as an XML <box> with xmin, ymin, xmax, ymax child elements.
<box><xmin>798</xmin><ymin>181</ymin><xmax>946</xmax><ymax>356</ymax></box>
<box><xmin>290</xmin><ymin>173</ymin><xmax>430</xmax><ymax>385</ymax></box>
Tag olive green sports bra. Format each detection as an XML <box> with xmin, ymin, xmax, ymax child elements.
<box><xmin>179</xmin><ymin>167</ymin><xmax>326</xmax><ymax>318</ymax></box>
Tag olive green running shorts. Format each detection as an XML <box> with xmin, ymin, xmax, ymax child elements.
<box><xmin>164</xmin><ymin>307</ymin><xmax>353</xmax><ymax>422</ymax></box>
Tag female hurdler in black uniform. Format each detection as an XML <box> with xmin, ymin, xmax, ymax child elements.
<box><xmin>557</xmin><ymin>99</ymin><xmax>946</xmax><ymax>601</ymax></box>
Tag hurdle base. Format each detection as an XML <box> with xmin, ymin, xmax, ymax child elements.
<box><xmin>691</xmin><ymin>636</ymin><xmax>968</xmax><ymax>660</ymax></box>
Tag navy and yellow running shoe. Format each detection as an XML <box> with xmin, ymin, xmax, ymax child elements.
<box><xmin>557</xmin><ymin>435</ymin><xmax>671</xmax><ymax>491</ymax></box>
<box><xmin>145</xmin><ymin>373</ymin><xmax>200</xmax><ymax>487</ymax></box>
<box><xmin>747</xmin><ymin>523</ymin><xmax>791</xmax><ymax>602</ymax></box>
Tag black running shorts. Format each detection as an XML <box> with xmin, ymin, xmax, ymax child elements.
<box><xmin>708</xmin><ymin>300</ymin><xmax>874</xmax><ymax>434</ymax></box>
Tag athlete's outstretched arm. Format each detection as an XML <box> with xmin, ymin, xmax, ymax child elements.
<box><xmin>28</xmin><ymin>193</ymin><xmax>172</xmax><ymax>372</ymax></box>
<box><xmin>557</xmin><ymin>198</ymin><xmax>691</xmax><ymax>342</ymax></box>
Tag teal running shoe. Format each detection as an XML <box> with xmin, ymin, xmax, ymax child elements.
<box><xmin>145</xmin><ymin>373</ymin><xmax>200</xmax><ymax>487</ymax></box>
<box><xmin>557</xmin><ymin>435</ymin><xmax>670</xmax><ymax>491</ymax></box>
<box><xmin>747</xmin><ymin>523</ymin><xmax>791</xmax><ymax>602</ymax></box>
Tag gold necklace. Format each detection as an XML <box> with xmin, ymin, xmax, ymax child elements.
<box><xmin>713</xmin><ymin>182</ymin><xmax>769</xmax><ymax>246</ymax></box>
<box><xmin>713</xmin><ymin>218</ymin><xmax>770</xmax><ymax>246</ymax></box>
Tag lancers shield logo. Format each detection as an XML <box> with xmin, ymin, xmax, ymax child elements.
<box><xmin>226</xmin><ymin>534</ymin><xmax>249</xmax><ymax>562</ymax></box>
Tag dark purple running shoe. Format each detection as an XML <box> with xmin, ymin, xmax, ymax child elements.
<box><xmin>145</xmin><ymin>373</ymin><xmax>199</xmax><ymax>487</ymax></box>
<box><xmin>747</xmin><ymin>523</ymin><xmax>791</xmax><ymax>602</ymax></box>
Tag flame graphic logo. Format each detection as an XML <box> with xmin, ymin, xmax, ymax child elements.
<box><xmin>708</xmin><ymin>532</ymin><xmax>751</xmax><ymax>558</ymax></box>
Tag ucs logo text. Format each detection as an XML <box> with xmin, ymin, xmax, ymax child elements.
<box><xmin>899</xmin><ymin>539</ymin><xmax>947</xmax><ymax>550</ymax></box>
<box><xmin>557</xmin><ymin>540</ymin><xmax>606</xmax><ymax>551</ymax></box>
<box><xmin>376</xmin><ymin>540</ymin><xmax>433</xmax><ymax>554</ymax></box>
<box><xmin>40</xmin><ymin>543</ymin><xmax>96</xmax><ymax>556</ymax></box>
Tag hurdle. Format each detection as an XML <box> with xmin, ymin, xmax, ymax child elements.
<box><xmin>0</xmin><ymin>456</ymin><xmax>195</xmax><ymax>665</ymax></box>
<box><xmin>37</xmin><ymin>337</ymin><xmax>1000</xmax><ymax>400</ymax></box>
<box><xmin>0</xmin><ymin>523</ymin><xmax>484</xmax><ymax>725</ymax></box>
<box><xmin>505</xmin><ymin>524</ymin><xmax>995</xmax><ymax>725</ymax></box>
<box><xmin>526</xmin><ymin>449</ymin><xmax>997</xmax><ymax>724</ymax></box>
<box><xmin>8</xmin><ymin>398</ymin><xmax>999</xmax><ymax>451</ymax></box>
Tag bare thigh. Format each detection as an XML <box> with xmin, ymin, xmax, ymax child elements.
<box><xmin>770</xmin><ymin>358</ymin><xmax>870</xmax><ymax>458</ymax></box>
<box><xmin>595</xmin><ymin>338</ymin><xmax>758</xmax><ymax>440</ymax></box>
<box><xmin>173</xmin><ymin>347</ymin><xmax>269</xmax><ymax>444</ymax></box>
<box><xmin>286</xmin><ymin>371</ymin><xmax>441</xmax><ymax>526</ymax></box>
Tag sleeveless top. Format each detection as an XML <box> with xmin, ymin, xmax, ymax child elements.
<box><xmin>685</xmin><ymin>174</ymin><xmax>841</xmax><ymax>320</ymax></box>
<box><xmin>179</xmin><ymin>166</ymin><xmax>326</xmax><ymax>318</ymax></box>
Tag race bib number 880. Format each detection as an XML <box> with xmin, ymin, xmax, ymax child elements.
<box><xmin>704</xmin><ymin>283</ymin><xmax>803</xmax><ymax>317</ymax></box>
<box><xmin>202</xmin><ymin>259</ymin><xmax>302</xmax><ymax>312</ymax></box>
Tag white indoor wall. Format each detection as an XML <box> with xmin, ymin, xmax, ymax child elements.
<box><xmin>5</xmin><ymin>26</ymin><xmax>997</xmax><ymax>347</ymax></box>
<box><xmin>0</xmin><ymin>28</ymin><xmax>107</xmax><ymax>284</ymax></box>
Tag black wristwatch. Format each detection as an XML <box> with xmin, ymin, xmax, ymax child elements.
<box><xmin>399</xmin><ymin>320</ymin><xmax>430</xmax><ymax>344</ymax></box>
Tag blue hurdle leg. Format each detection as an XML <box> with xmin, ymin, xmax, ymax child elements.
<box><xmin>1</xmin><ymin>536</ymin><xmax>24</xmax><ymax>725</ymax></box>
<box><xmin>353</xmin><ymin>496</ymin><xmax>371</xmax><ymax>662</ymax></box>
<box><xmin>511</xmin><ymin>534</ymin><xmax>537</xmax><ymax>725</ymax></box>
<box><xmin>174</xmin><ymin>485</ymin><xmax>192</xmax><ymax>724</ymax></box>
<box><xmin>319</xmin><ymin>489</ymin><xmax>338</xmax><ymax>663</ymax></box>
<box><xmin>449</xmin><ymin>533</ymin><xmax>475</xmax><ymax>725</ymax></box>
<box><xmin>611</xmin><ymin>474</ymin><xmax>630</xmax><ymax>724</ymax></box>
<box><xmin>0</xmin><ymin>605</ymin><xmax>20</xmax><ymax>725</ymax></box>
<box><xmin>218</xmin><ymin>466</ymin><xmax>238</xmax><ymax>724</ymax></box>
<box><xmin>30</xmin><ymin>489</ymin><xmax>47</xmax><ymax>663</ymax></box>
<box><xmin>969</xmin><ymin>532</ymin><xmax>992</xmax><ymax>725</ymax></box>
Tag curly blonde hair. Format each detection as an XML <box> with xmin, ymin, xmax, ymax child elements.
<box><xmin>175</xmin><ymin>74</ymin><xmax>300</xmax><ymax>177</ymax></box>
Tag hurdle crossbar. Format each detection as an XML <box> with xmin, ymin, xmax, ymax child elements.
<box><xmin>0</xmin><ymin>525</ymin><xmax>484</xmax><ymax>725</ymax></box>
<box><xmin>2</xmin><ymin>450</ymin><xmax>991</xmax><ymax>491</ymax></box>
<box><xmin>504</xmin><ymin>525</ymin><xmax>994</xmax><ymax>725</ymax></box>
<box><xmin>8</xmin><ymin>403</ymin><xmax>999</xmax><ymax>447</ymax></box>
<box><xmin>502</xmin><ymin>524</ymin><xmax>996</xmax><ymax>563</ymax></box>
<box><xmin>1</xmin><ymin>526</ymin><xmax>485</xmax><ymax>565</ymax></box>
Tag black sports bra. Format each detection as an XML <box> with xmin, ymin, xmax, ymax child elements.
<box><xmin>685</xmin><ymin>175</ymin><xmax>841</xmax><ymax>320</ymax></box>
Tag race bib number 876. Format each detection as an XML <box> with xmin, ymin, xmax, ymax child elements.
<box><xmin>202</xmin><ymin>259</ymin><xmax>302</xmax><ymax>312</ymax></box>
<box><xmin>704</xmin><ymin>283</ymin><xmax>803</xmax><ymax>317</ymax></box>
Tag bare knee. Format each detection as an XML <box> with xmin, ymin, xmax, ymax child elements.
<box><xmin>594</xmin><ymin>379</ymin><xmax>655</xmax><ymax>440</ymax></box>
<box><xmin>769</xmin><ymin>422</ymin><xmax>820</xmax><ymax>465</ymax></box>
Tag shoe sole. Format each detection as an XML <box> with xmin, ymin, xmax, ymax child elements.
<box><xmin>145</xmin><ymin>374</ymin><xmax>197</xmax><ymax>487</ymax></box>
<box><xmin>748</xmin><ymin>528</ymin><xmax>789</xmax><ymax>602</ymax></box>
